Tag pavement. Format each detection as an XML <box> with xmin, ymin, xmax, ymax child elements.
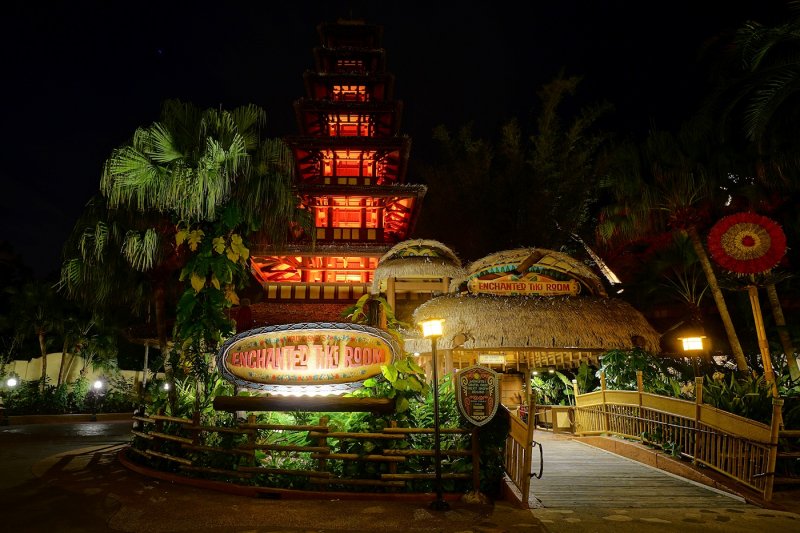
<box><xmin>1</xmin><ymin>420</ymin><xmax>800</xmax><ymax>532</ymax></box>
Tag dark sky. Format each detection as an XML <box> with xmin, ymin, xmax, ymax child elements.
<box><xmin>0</xmin><ymin>0</ymin><xmax>790</xmax><ymax>279</ymax></box>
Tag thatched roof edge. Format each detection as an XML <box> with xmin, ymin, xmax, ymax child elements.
<box><xmin>453</xmin><ymin>247</ymin><xmax>606</xmax><ymax>296</ymax></box>
<box><xmin>377</xmin><ymin>239</ymin><xmax>461</xmax><ymax>265</ymax></box>
<box><xmin>370</xmin><ymin>258</ymin><xmax>466</xmax><ymax>294</ymax></box>
<box><xmin>405</xmin><ymin>293</ymin><xmax>661</xmax><ymax>354</ymax></box>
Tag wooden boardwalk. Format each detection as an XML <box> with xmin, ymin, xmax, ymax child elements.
<box><xmin>529</xmin><ymin>431</ymin><xmax>749</xmax><ymax>509</ymax></box>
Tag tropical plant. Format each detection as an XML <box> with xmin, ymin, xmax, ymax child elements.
<box><xmin>698</xmin><ymin>4</ymin><xmax>800</xmax><ymax>380</ymax></box>
<box><xmin>573</xmin><ymin>361</ymin><xmax>600</xmax><ymax>394</ymax></box>
<box><xmin>61</xmin><ymin>99</ymin><xmax>302</xmax><ymax>400</ymax></box>
<box><xmin>9</xmin><ymin>281</ymin><xmax>61</xmax><ymax>390</ymax></box>
<box><xmin>530</xmin><ymin>370</ymin><xmax>573</xmax><ymax>406</ymax></box>
<box><xmin>598</xmin><ymin>347</ymin><xmax>690</xmax><ymax>397</ymax></box>
<box><xmin>701</xmin><ymin>370</ymin><xmax>775</xmax><ymax>424</ymax></box>
<box><xmin>414</xmin><ymin>73</ymin><xmax>612</xmax><ymax>259</ymax></box>
<box><xmin>597</xmin><ymin>123</ymin><xmax>749</xmax><ymax>371</ymax></box>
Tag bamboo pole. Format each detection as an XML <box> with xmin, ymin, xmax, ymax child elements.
<box><xmin>693</xmin><ymin>377</ymin><xmax>703</xmax><ymax>465</ymax></box>
<box><xmin>600</xmin><ymin>372</ymin><xmax>610</xmax><ymax>434</ymax></box>
<box><xmin>764</xmin><ymin>398</ymin><xmax>784</xmax><ymax>502</ymax></box>
<box><xmin>765</xmin><ymin>283</ymin><xmax>800</xmax><ymax>380</ymax></box>
<box><xmin>748</xmin><ymin>285</ymin><xmax>779</xmax><ymax>398</ymax></box>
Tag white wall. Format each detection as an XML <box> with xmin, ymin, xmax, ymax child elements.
<box><xmin>3</xmin><ymin>352</ymin><xmax>162</xmax><ymax>387</ymax></box>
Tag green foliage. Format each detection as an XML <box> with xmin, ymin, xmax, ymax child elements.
<box><xmin>0</xmin><ymin>375</ymin><xmax>133</xmax><ymax>415</ymax></box>
<box><xmin>574</xmin><ymin>361</ymin><xmax>600</xmax><ymax>394</ymax></box>
<box><xmin>701</xmin><ymin>371</ymin><xmax>775</xmax><ymax>424</ymax></box>
<box><xmin>99</xmin><ymin>375</ymin><xmax>138</xmax><ymax>413</ymax></box>
<box><xmin>352</xmin><ymin>356</ymin><xmax>429</xmax><ymax>416</ymax></box>
<box><xmin>598</xmin><ymin>347</ymin><xmax>690</xmax><ymax>397</ymax></box>
<box><xmin>530</xmin><ymin>370</ymin><xmax>573</xmax><ymax>405</ymax></box>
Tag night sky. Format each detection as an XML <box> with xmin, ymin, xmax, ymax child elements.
<box><xmin>0</xmin><ymin>0</ymin><xmax>790</xmax><ymax>279</ymax></box>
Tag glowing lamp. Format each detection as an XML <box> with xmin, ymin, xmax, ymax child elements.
<box><xmin>418</xmin><ymin>316</ymin><xmax>448</xmax><ymax>511</ymax></box>
<box><xmin>6</xmin><ymin>377</ymin><xmax>17</xmax><ymax>387</ymax></box>
<box><xmin>420</xmin><ymin>318</ymin><xmax>444</xmax><ymax>338</ymax></box>
<box><xmin>93</xmin><ymin>380</ymin><xmax>104</xmax><ymax>390</ymax></box>
<box><xmin>680</xmin><ymin>336</ymin><xmax>705</xmax><ymax>352</ymax></box>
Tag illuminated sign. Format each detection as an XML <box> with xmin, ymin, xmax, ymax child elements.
<box><xmin>456</xmin><ymin>365</ymin><xmax>500</xmax><ymax>427</ymax></box>
<box><xmin>467</xmin><ymin>274</ymin><xmax>580</xmax><ymax>296</ymax></box>
<box><xmin>478</xmin><ymin>354</ymin><xmax>506</xmax><ymax>365</ymax></box>
<box><xmin>217</xmin><ymin>322</ymin><xmax>399</xmax><ymax>396</ymax></box>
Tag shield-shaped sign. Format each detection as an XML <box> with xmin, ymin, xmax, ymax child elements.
<box><xmin>455</xmin><ymin>365</ymin><xmax>500</xmax><ymax>427</ymax></box>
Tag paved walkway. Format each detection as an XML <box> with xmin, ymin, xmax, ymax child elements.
<box><xmin>6</xmin><ymin>440</ymin><xmax>544</xmax><ymax>532</ymax></box>
<box><xmin>528</xmin><ymin>431</ymin><xmax>799</xmax><ymax>532</ymax></box>
<box><xmin>3</xmin><ymin>422</ymin><xmax>800</xmax><ymax>532</ymax></box>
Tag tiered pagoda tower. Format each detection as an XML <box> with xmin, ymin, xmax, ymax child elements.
<box><xmin>249</xmin><ymin>20</ymin><xmax>426</xmax><ymax>321</ymax></box>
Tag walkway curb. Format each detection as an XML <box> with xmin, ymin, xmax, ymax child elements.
<box><xmin>4</xmin><ymin>412</ymin><xmax>134</xmax><ymax>425</ymax></box>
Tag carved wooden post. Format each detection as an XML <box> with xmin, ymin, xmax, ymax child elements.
<box><xmin>636</xmin><ymin>370</ymin><xmax>644</xmax><ymax>438</ymax></box>
<box><xmin>246</xmin><ymin>413</ymin><xmax>257</xmax><ymax>467</ymax></box>
<box><xmin>317</xmin><ymin>416</ymin><xmax>330</xmax><ymax>488</ymax></box>
<box><xmin>764</xmin><ymin>398</ymin><xmax>784</xmax><ymax>502</ymax></box>
<box><xmin>693</xmin><ymin>377</ymin><xmax>703</xmax><ymax>465</ymax></box>
<box><xmin>572</xmin><ymin>378</ymin><xmax>580</xmax><ymax>434</ymax></box>
<box><xmin>600</xmin><ymin>372</ymin><xmax>609</xmax><ymax>434</ymax></box>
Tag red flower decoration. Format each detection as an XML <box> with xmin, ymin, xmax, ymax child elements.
<box><xmin>707</xmin><ymin>212</ymin><xmax>787</xmax><ymax>275</ymax></box>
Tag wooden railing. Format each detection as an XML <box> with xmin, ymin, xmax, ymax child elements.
<box><xmin>130</xmin><ymin>411</ymin><xmax>480</xmax><ymax>494</ymax></box>
<box><xmin>570</xmin><ymin>372</ymin><xmax>783</xmax><ymax>502</ymax></box>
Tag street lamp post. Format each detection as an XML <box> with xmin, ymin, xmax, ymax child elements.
<box><xmin>678</xmin><ymin>327</ymin><xmax>707</xmax><ymax>378</ymax></box>
<box><xmin>420</xmin><ymin>318</ymin><xmax>448</xmax><ymax>511</ymax></box>
<box><xmin>91</xmin><ymin>379</ymin><xmax>104</xmax><ymax>421</ymax></box>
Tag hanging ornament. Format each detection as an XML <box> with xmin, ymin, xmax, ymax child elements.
<box><xmin>707</xmin><ymin>212</ymin><xmax>787</xmax><ymax>275</ymax></box>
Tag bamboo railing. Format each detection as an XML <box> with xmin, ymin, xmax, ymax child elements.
<box><xmin>502</xmin><ymin>405</ymin><xmax>534</xmax><ymax>505</ymax></box>
<box><xmin>130</xmin><ymin>411</ymin><xmax>480</xmax><ymax>494</ymax></box>
<box><xmin>570</xmin><ymin>371</ymin><xmax>783</xmax><ymax>502</ymax></box>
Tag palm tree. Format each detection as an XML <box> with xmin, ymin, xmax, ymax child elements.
<box><xmin>414</xmin><ymin>74</ymin><xmax>612</xmax><ymax>258</ymax></box>
<box><xmin>10</xmin><ymin>281</ymin><xmax>61</xmax><ymax>389</ymax></box>
<box><xmin>61</xmin><ymin>99</ymin><xmax>300</xmax><ymax>396</ymax></box>
<box><xmin>699</xmin><ymin>4</ymin><xmax>800</xmax><ymax>379</ymax></box>
<box><xmin>597</xmin><ymin>125</ymin><xmax>749</xmax><ymax>372</ymax></box>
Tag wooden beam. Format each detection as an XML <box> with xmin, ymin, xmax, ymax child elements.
<box><xmin>213</xmin><ymin>395</ymin><xmax>396</xmax><ymax>413</ymax></box>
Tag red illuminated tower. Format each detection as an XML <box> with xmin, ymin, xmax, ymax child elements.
<box><xmin>248</xmin><ymin>20</ymin><xmax>426</xmax><ymax>322</ymax></box>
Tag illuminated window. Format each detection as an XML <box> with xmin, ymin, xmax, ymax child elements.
<box><xmin>332</xmin><ymin>208</ymin><xmax>361</xmax><ymax>228</ymax></box>
<box><xmin>254</xmin><ymin>256</ymin><xmax>377</xmax><ymax>285</ymax></box>
<box><xmin>321</xmin><ymin>150</ymin><xmax>376</xmax><ymax>178</ymax></box>
<box><xmin>332</xmin><ymin>85</ymin><xmax>369</xmax><ymax>102</ymax></box>
<box><xmin>327</xmin><ymin>114</ymin><xmax>373</xmax><ymax>136</ymax></box>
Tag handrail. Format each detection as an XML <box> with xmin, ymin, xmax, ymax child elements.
<box><xmin>569</xmin><ymin>371</ymin><xmax>782</xmax><ymax>502</ymax></box>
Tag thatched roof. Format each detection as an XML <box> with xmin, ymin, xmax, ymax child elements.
<box><xmin>406</xmin><ymin>293</ymin><xmax>661</xmax><ymax>354</ymax></box>
<box><xmin>455</xmin><ymin>247</ymin><xmax>608</xmax><ymax>297</ymax></box>
<box><xmin>371</xmin><ymin>239</ymin><xmax>464</xmax><ymax>294</ymax></box>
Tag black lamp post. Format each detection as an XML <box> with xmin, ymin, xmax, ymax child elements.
<box><xmin>420</xmin><ymin>318</ymin><xmax>448</xmax><ymax>511</ymax></box>
<box><xmin>91</xmin><ymin>379</ymin><xmax>104</xmax><ymax>421</ymax></box>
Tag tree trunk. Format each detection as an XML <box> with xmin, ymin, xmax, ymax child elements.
<box><xmin>153</xmin><ymin>281</ymin><xmax>176</xmax><ymax>406</ymax></box>
<box><xmin>766</xmin><ymin>282</ymin><xmax>800</xmax><ymax>380</ymax></box>
<box><xmin>685</xmin><ymin>227</ymin><xmax>748</xmax><ymax>372</ymax></box>
<box><xmin>58</xmin><ymin>338</ymin><xmax>69</xmax><ymax>386</ymax></box>
<box><xmin>38</xmin><ymin>331</ymin><xmax>48</xmax><ymax>390</ymax></box>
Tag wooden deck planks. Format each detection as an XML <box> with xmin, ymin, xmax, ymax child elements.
<box><xmin>530</xmin><ymin>432</ymin><xmax>748</xmax><ymax>508</ymax></box>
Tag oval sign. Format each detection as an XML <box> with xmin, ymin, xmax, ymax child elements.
<box><xmin>216</xmin><ymin>322</ymin><xmax>399</xmax><ymax>395</ymax></box>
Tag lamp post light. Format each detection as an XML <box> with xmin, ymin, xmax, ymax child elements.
<box><xmin>91</xmin><ymin>379</ymin><xmax>104</xmax><ymax>421</ymax></box>
<box><xmin>420</xmin><ymin>318</ymin><xmax>448</xmax><ymax>511</ymax></box>
<box><xmin>678</xmin><ymin>329</ymin><xmax>706</xmax><ymax>377</ymax></box>
<box><xmin>1</xmin><ymin>376</ymin><xmax>18</xmax><ymax>425</ymax></box>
